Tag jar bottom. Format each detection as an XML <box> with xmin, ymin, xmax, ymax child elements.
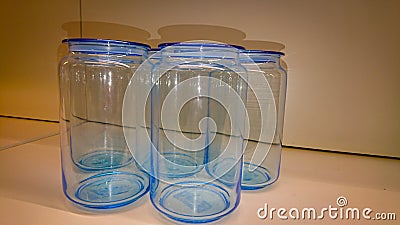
<box><xmin>159</xmin><ymin>152</ymin><xmax>204</xmax><ymax>178</ymax></box>
<box><xmin>76</xmin><ymin>149</ymin><xmax>133</xmax><ymax>171</ymax></box>
<box><xmin>154</xmin><ymin>181</ymin><xmax>235</xmax><ymax>223</ymax></box>
<box><xmin>241</xmin><ymin>162</ymin><xmax>272</xmax><ymax>190</ymax></box>
<box><xmin>205</xmin><ymin>157</ymin><xmax>241</xmax><ymax>187</ymax></box>
<box><xmin>73</xmin><ymin>172</ymin><xmax>148</xmax><ymax>209</ymax></box>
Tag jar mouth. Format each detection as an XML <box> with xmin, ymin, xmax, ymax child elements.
<box><xmin>158</xmin><ymin>42</ymin><xmax>240</xmax><ymax>60</ymax></box>
<box><xmin>229</xmin><ymin>44</ymin><xmax>246</xmax><ymax>50</ymax></box>
<box><xmin>243</xmin><ymin>50</ymin><xmax>285</xmax><ymax>56</ymax></box>
<box><xmin>62</xmin><ymin>38</ymin><xmax>149</xmax><ymax>56</ymax></box>
<box><xmin>158</xmin><ymin>42</ymin><xmax>240</xmax><ymax>49</ymax></box>
<box><xmin>241</xmin><ymin>50</ymin><xmax>284</xmax><ymax>63</ymax></box>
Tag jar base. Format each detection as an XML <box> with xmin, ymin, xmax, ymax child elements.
<box><xmin>241</xmin><ymin>162</ymin><xmax>272</xmax><ymax>190</ymax></box>
<box><xmin>154</xmin><ymin>181</ymin><xmax>234</xmax><ymax>223</ymax></box>
<box><xmin>76</xmin><ymin>149</ymin><xmax>133</xmax><ymax>171</ymax></box>
<box><xmin>205</xmin><ymin>157</ymin><xmax>242</xmax><ymax>187</ymax></box>
<box><xmin>73</xmin><ymin>172</ymin><xmax>148</xmax><ymax>209</ymax></box>
<box><xmin>159</xmin><ymin>152</ymin><xmax>204</xmax><ymax>178</ymax></box>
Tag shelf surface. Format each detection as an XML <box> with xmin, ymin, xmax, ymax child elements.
<box><xmin>0</xmin><ymin>117</ymin><xmax>59</xmax><ymax>150</ymax></box>
<box><xmin>0</xmin><ymin>121</ymin><xmax>399</xmax><ymax>225</ymax></box>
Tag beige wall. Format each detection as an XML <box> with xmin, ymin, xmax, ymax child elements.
<box><xmin>0</xmin><ymin>0</ymin><xmax>80</xmax><ymax>121</ymax></box>
<box><xmin>1</xmin><ymin>0</ymin><xmax>399</xmax><ymax>157</ymax></box>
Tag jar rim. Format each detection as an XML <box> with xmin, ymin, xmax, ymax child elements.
<box><xmin>158</xmin><ymin>42</ymin><xmax>242</xmax><ymax>50</ymax></box>
<box><xmin>230</xmin><ymin>44</ymin><xmax>246</xmax><ymax>50</ymax></box>
<box><xmin>243</xmin><ymin>49</ymin><xmax>285</xmax><ymax>56</ymax></box>
<box><xmin>62</xmin><ymin>38</ymin><xmax>150</xmax><ymax>49</ymax></box>
<box><xmin>240</xmin><ymin>50</ymin><xmax>284</xmax><ymax>63</ymax></box>
<box><xmin>62</xmin><ymin>38</ymin><xmax>150</xmax><ymax>56</ymax></box>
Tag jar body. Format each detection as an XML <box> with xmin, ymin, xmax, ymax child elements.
<box><xmin>241</xmin><ymin>52</ymin><xmax>286</xmax><ymax>190</ymax></box>
<box><xmin>150</xmin><ymin>43</ymin><xmax>247</xmax><ymax>223</ymax></box>
<box><xmin>59</xmin><ymin>39</ymin><xmax>150</xmax><ymax>209</ymax></box>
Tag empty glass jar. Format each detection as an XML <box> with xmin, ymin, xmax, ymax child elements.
<box><xmin>149</xmin><ymin>42</ymin><xmax>247</xmax><ymax>223</ymax></box>
<box><xmin>59</xmin><ymin>38</ymin><xmax>150</xmax><ymax>209</ymax></box>
<box><xmin>240</xmin><ymin>50</ymin><xmax>286</xmax><ymax>190</ymax></box>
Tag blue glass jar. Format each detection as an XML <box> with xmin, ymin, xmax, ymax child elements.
<box><xmin>240</xmin><ymin>50</ymin><xmax>286</xmax><ymax>190</ymax></box>
<box><xmin>150</xmin><ymin>42</ymin><xmax>247</xmax><ymax>223</ymax></box>
<box><xmin>59</xmin><ymin>38</ymin><xmax>150</xmax><ymax>209</ymax></box>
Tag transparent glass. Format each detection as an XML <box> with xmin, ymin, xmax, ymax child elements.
<box><xmin>149</xmin><ymin>42</ymin><xmax>247</xmax><ymax>223</ymax></box>
<box><xmin>59</xmin><ymin>39</ymin><xmax>150</xmax><ymax>209</ymax></box>
<box><xmin>240</xmin><ymin>50</ymin><xmax>286</xmax><ymax>190</ymax></box>
<box><xmin>147</xmin><ymin>48</ymin><xmax>160</xmax><ymax>65</ymax></box>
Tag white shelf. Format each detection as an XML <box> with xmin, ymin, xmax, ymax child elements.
<box><xmin>0</xmin><ymin>123</ymin><xmax>399</xmax><ymax>224</ymax></box>
<box><xmin>0</xmin><ymin>117</ymin><xmax>59</xmax><ymax>150</ymax></box>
